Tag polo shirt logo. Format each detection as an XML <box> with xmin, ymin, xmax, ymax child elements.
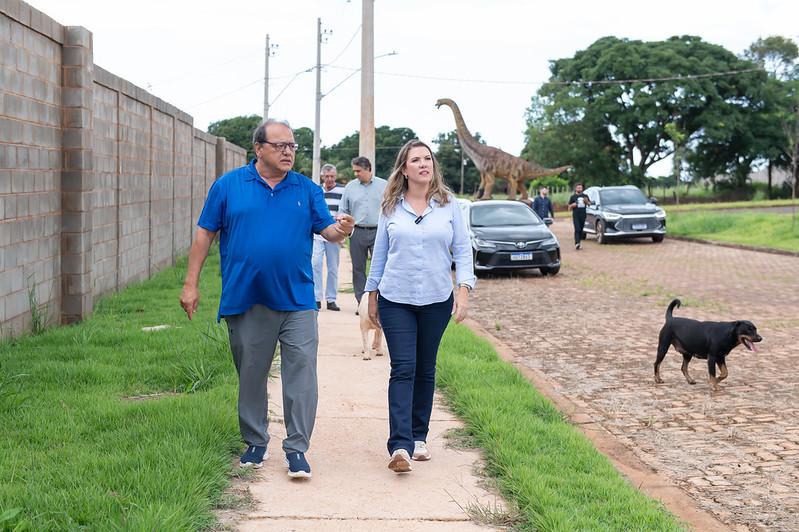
<box><xmin>297</xmin><ymin>201</ymin><xmax>302</xmax><ymax>207</ymax></box>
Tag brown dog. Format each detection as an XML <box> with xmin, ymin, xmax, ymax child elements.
<box><xmin>358</xmin><ymin>297</ymin><xmax>384</xmax><ymax>360</ymax></box>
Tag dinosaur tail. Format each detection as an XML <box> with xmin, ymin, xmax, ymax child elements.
<box><xmin>666</xmin><ymin>299</ymin><xmax>681</xmax><ymax>322</ymax></box>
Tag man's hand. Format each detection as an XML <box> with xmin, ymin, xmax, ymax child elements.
<box><xmin>336</xmin><ymin>213</ymin><xmax>355</xmax><ymax>236</ymax></box>
<box><xmin>180</xmin><ymin>284</ymin><xmax>200</xmax><ymax>320</ymax></box>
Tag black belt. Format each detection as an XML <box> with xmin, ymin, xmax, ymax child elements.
<box><xmin>355</xmin><ymin>225</ymin><xmax>377</xmax><ymax>229</ymax></box>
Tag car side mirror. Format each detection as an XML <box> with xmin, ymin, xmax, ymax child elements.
<box><xmin>649</xmin><ymin>197</ymin><xmax>658</xmax><ymax>204</ymax></box>
<box><xmin>543</xmin><ymin>217</ymin><xmax>553</xmax><ymax>226</ymax></box>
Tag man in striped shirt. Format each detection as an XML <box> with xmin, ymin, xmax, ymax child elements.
<box><xmin>312</xmin><ymin>164</ymin><xmax>345</xmax><ymax>311</ymax></box>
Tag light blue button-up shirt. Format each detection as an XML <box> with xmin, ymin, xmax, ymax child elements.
<box><xmin>364</xmin><ymin>196</ymin><xmax>476</xmax><ymax>306</ymax></box>
<box><xmin>339</xmin><ymin>176</ymin><xmax>387</xmax><ymax>226</ymax></box>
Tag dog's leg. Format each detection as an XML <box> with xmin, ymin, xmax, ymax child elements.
<box><xmin>654</xmin><ymin>327</ymin><xmax>671</xmax><ymax>384</ymax></box>
<box><xmin>717</xmin><ymin>360</ymin><xmax>728</xmax><ymax>382</ymax></box>
<box><xmin>680</xmin><ymin>354</ymin><xmax>697</xmax><ymax>385</ymax></box>
<box><xmin>373</xmin><ymin>327</ymin><xmax>384</xmax><ymax>356</ymax></box>
<box><xmin>707</xmin><ymin>357</ymin><xmax>720</xmax><ymax>391</ymax></box>
<box><xmin>361</xmin><ymin>326</ymin><xmax>371</xmax><ymax>360</ymax></box>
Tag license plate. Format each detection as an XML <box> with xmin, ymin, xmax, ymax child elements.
<box><xmin>632</xmin><ymin>223</ymin><xmax>647</xmax><ymax>230</ymax></box>
<box><xmin>510</xmin><ymin>252</ymin><xmax>533</xmax><ymax>261</ymax></box>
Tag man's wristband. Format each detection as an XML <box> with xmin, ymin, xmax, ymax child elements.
<box><xmin>458</xmin><ymin>283</ymin><xmax>473</xmax><ymax>292</ymax></box>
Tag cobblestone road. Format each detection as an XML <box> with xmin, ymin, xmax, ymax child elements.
<box><xmin>469</xmin><ymin>219</ymin><xmax>799</xmax><ymax>531</ymax></box>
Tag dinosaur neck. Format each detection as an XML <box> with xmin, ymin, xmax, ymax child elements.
<box><xmin>444</xmin><ymin>102</ymin><xmax>483</xmax><ymax>154</ymax></box>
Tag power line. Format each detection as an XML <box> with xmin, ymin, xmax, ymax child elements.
<box><xmin>324</xmin><ymin>24</ymin><xmax>361</xmax><ymax>68</ymax></box>
<box><xmin>327</xmin><ymin>65</ymin><xmax>764</xmax><ymax>86</ymax></box>
<box><xmin>186</xmin><ymin>78</ymin><xmax>263</xmax><ymax>109</ymax></box>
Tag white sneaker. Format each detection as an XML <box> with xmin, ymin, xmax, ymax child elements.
<box><xmin>412</xmin><ymin>441</ymin><xmax>431</xmax><ymax>461</ymax></box>
<box><xmin>388</xmin><ymin>449</ymin><xmax>413</xmax><ymax>473</ymax></box>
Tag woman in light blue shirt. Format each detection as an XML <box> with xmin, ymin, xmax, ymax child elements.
<box><xmin>365</xmin><ymin>139</ymin><xmax>476</xmax><ymax>473</ymax></box>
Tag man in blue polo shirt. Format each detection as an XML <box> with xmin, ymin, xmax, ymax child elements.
<box><xmin>179</xmin><ymin>119</ymin><xmax>354</xmax><ymax>479</ymax></box>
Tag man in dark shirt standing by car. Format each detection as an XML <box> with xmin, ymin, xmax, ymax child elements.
<box><xmin>568</xmin><ymin>183</ymin><xmax>591</xmax><ymax>250</ymax></box>
<box><xmin>531</xmin><ymin>186</ymin><xmax>554</xmax><ymax>222</ymax></box>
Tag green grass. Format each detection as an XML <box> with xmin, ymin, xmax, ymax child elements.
<box><xmin>437</xmin><ymin>324</ymin><xmax>685</xmax><ymax>531</ymax></box>
<box><xmin>0</xmin><ymin>250</ymin><xmax>242</xmax><ymax>531</ymax></box>
<box><xmin>666</xmin><ymin>198</ymin><xmax>799</xmax><ymax>213</ymax></box>
<box><xmin>668</xmin><ymin>210</ymin><xmax>799</xmax><ymax>252</ymax></box>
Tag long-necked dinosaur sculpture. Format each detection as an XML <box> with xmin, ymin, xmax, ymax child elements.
<box><xmin>435</xmin><ymin>98</ymin><xmax>571</xmax><ymax>200</ymax></box>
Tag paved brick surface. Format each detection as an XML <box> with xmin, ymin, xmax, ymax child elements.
<box><xmin>469</xmin><ymin>219</ymin><xmax>799</xmax><ymax>532</ymax></box>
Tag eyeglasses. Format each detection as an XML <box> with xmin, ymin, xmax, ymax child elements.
<box><xmin>260</xmin><ymin>141</ymin><xmax>299</xmax><ymax>152</ymax></box>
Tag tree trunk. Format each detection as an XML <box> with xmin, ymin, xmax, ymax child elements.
<box><xmin>767</xmin><ymin>161</ymin><xmax>772</xmax><ymax>199</ymax></box>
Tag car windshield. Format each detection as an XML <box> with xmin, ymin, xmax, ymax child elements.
<box><xmin>599</xmin><ymin>188</ymin><xmax>648</xmax><ymax>205</ymax></box>
<box><xmin>470</xmin><ymin>204</ymin><xmax>542</xmax><ymax>227</ymax></box>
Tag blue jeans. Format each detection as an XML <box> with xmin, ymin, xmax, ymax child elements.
<box><xmin>312</xmin><ymin>239</ymin><xmax>340</xmax><ymax>303</ymax></box>
<box><xmin>378</xmin><ymin>293</ymin><xmax>453</xmax><ymax>456</ymax></box>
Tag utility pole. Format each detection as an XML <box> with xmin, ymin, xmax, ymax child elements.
<box><xmin>359</xmin><ymin>0</ymin><xmax>375</xmax><ymax>169</ymax></box>
<box><xmin>312</xmin><ymin>19</ymin><xmax>331</xmax><ymax>184</ymax></box>
<box><xmin>460</xmin><ymin>149</ymin><xmax>465</xmax><ymax>196</ymax></box>
<box><xmin>263</xmin><ymin>34</ymin><xmax>278</xmax><ymax>120</ymax></box>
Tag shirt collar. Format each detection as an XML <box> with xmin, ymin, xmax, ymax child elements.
<box><xmin>245</xmin><ymin>159</ymin><xmax>300</xmax><ymax>187</ymax></box>
<box><xmin>399</xmin><ymin>195</ymin><xmax>438</xmax><ymax>216</ymax></box>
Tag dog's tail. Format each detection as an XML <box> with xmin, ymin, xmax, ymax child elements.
<box><xmin>666</xmin><ymin>299</ymin><xmax>681</xmax><ymax>322</ymax></box>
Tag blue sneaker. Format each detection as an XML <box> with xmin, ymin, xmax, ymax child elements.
<box><xmin>285</xmin><ymin>452</ymin><xmax>312</xmax><ymax>479</ymax></box>
<box><xmin>239</xmin><ymin>445</ymin><xmax>267</xmax><ymax>468</ymax></box>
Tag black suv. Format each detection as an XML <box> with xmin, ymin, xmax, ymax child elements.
<box><xmin>582</xmin><ymin>185</ymin><xmax>666</xmax><ymax>244</ymax></box>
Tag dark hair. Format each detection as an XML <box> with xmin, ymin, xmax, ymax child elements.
<box><xmin>351</xmin><ymin>156</ymin><xmax>372</xmax><ymax>171</ymax></box>
<box><xmin>575</xmin><ymin>182</ymin><xmax>584</xmax><ymax>188</ymax></box>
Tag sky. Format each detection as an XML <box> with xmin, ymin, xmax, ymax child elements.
<box><xmin>26</xmin><ymin>0</ymin><xmax>799</xmax><ymax>172</ymax></box>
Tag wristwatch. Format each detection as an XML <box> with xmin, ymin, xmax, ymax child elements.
<box><xmin>458</xmin><ymin>283</ymin><xmax>473</xmax><ymax>292</ymax></box>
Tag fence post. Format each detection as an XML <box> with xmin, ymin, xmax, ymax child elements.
<box><xmin>60</xmin><ymin>26</ymin><xmax>94</xmax><ymax>323</ymax></box>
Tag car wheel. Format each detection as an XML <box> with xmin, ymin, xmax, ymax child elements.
<box><xmin>540</xmin><ymin>265</ymin><xmax>560</xmax><ymax>276</ymax></box>
<box><xmin>596</xmin><ymin>221</ymin><xmax>607</xmax><ymax>245</ymax></box>
<box><xmin>652</xmin><ymin>234</ymin><xmax>664</xmax><ymax>243</ymax></box>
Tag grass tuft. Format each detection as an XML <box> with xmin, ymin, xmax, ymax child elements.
<box><xmin>0</xmin><ymin>249</ymin><xmax>243</xmax><ymax>530</ymax></box>
<box><xmin>667</xmin><ymin>210</ymin><xmax>799</xmax><ymax>252</ymax></box>
<box><xmin>437</xmin><ymin>323</ymin><xmax>686</xmax><ymax>531</ymax></box>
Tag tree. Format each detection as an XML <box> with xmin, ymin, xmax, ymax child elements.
<box><xmin>207</xmin><ymin>115</ymin><xmax>262</xmax><ymax>160</ymax></box>
<box><xmin>523</xmin><ymin>95</ymin><xmax>623</xmax><ymax>186</ymax></box>
<box><xmin>292</xmin><ymin>127</ymin><xmax>315</xmax><ymax>177</ymax></box>
<box><xmin>322</xmin><ymin>126</ymin><xmax>418</xmax><ymax>179</ymax></box>
<box><xmin>432</xmin><ymin>130</ymin><xmax>482</xmax><ymax>195</ymax></box>
<box><xmin>529</xmin><ymin>36</ymin><xmax>768</xmax><ymax>187</ymax></box>
<box><xmin>743</xmin><ymin>36</ymin><xmax>799</xmax><ymax>197</ymax></box>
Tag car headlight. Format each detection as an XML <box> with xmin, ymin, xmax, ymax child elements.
<box><xmin>602</xmin><ymin>211</ymin><xmax>622</xmax><ymax>221</ymax></box>
<box><xmin>655</xmin><ymin>209</ymin><xmax>666</xmax><ymax>219</ymax></box>
<box><xmin>473</xmin><ymin>238</ymin><xmax>496</xmax><ymax>248</ymax></box>
<box><xmin>541</xmin><ymin>237</ymin><xmax>558</xmax><ymax>247</ymax></box>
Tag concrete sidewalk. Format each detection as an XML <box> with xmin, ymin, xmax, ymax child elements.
<box><xmin>235</xmin><ymin>254</ymin><xmax>504</xmax><ymax>531</ymax></box>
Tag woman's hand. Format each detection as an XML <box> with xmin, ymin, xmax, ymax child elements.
<box><xmin>452</xmin><ymin>286</ymin><xmax>470</xmax><ymax>323</ymax></box>
<box><xmin>367</xmin><ymin>291</ymin><xmax>381</xmax><ymax>328</ymax></box>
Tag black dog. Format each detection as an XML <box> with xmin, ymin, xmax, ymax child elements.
<box><xmin>654</xmin><ymin>299</ymin><xmax>762</xmax><ymax>391</ymax></box>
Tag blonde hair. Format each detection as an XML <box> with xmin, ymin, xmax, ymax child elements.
<box><xmin>381</xmin><ymin>139</ymin><xmax>452</xmax><ymax>215</ymax></box>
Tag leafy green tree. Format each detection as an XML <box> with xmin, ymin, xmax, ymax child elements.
<box><xmin>207</xmin><ymin>114</ymin><xmax>261</xmax><ymax>160</ymax></box>
<box><xmin>292</xmin><ymin>127</ymin><xmax>315</xmax><ymax>176</ymax></box>
<box><xmin>432</xmin><ymin>130</ymin><xmax>482</xmax><ymax>195</ymax></box>
<box><xmin>527</xmin><ymin>36</ymin><xmax>768</xmax><ymax>187</ymax></box>
<box><xmin>523</xmin><ymin>95</ymin><xmax>623</xmax><ymax>186</ymax></box>
<box><xmin>323</xmin><ymin>126</ymin><xmax>418</xmax><ymax>180</ymax></box>
<box><xmin>744</xmin><ymin>36</ymin><xmax>799</xmax><ymax>197</ymax></box>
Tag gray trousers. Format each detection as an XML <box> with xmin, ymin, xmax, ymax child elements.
<box><xmin>225</xmin><ymin>305</ymin><xmax>318</xmax><ymax>453</ymax></box>
<box><xmin>349</xmin><ymin>226</ymin><xmax>377</xmax><ymax>303</ymax></box>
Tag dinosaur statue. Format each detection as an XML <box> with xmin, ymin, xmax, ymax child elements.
<box><xmin>435</xmin><ymin>98</ymin><xmax>571</xmax><ymax>200</ymax></box>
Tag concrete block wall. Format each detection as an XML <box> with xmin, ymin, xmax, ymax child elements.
<box><xmin>1</xmin><ymin>2</ymin><xmax>63</xmax><ymax>335</ymax></box>
<box><xmin>0</xmin><ymin>0</ymin><xmax>246</xmax><ymax>334</ymax></box>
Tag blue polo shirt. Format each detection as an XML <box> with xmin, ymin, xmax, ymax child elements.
<box><xmin>197</xmin><ymin>160</ymin><xmax>336</xmax><ymax>319</ymax></box>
